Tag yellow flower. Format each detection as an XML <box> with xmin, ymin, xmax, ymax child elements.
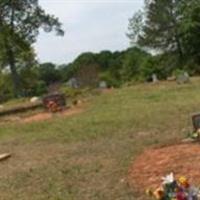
<box><xmin>179</xmin><ymin>176</ymin><xmax>187</xmax><ymax>184</ymax></box>
<box><xmin>153</xmin><ymin>187</ymin><xmax>164</xmax><ymax>200</ymax></box>
<box><xmin>178</xmin><ymin>176</ymin><xmax>189</xmax><ymax>188</ymax></box>
<box><xmin>145</xmin><ymin>188</ymin><xmax>153</xmax><ymax>196</ymax></box>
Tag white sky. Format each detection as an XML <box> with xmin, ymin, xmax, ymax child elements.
<box><xmin>35</xmin><ymin>0</ymin><xmax>144</xmax><ymax>64</ymax></box>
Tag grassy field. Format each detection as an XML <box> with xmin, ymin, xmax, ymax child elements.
<box><xmin>0</xmin><ymin>79</ymin><xmax>200</xmax><ymax>199</ymax></box>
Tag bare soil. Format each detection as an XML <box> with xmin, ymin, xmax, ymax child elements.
<box><xmin>22</xmin><ymin>107</ymin><xmax>83</xmax><ymax>123</ymax></box>
<box><xmin>129</xmin><ymin>143</ymin><xmax>200</xmax><ymax>193</ymax></box>
<box><xmin>0</xmin><ymin>106</ymin><xmax>84</xmax><ymax>124</ymax></box>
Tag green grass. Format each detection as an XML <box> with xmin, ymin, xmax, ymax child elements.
<box><xmin>0</xmin><ymin>79</ymin><xmax>200</xmax><ymax>199</ymax></box>
<box><xmin>2</xmin><ymin>97</ymin><xmax>29</xmax><ymax>108</ymax></box>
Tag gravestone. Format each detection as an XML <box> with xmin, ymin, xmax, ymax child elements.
<box><xmin>192</xmin><ymin>113</ymin><xmax>200</xmax><ymax>131</ymax></box>
<box><xmin>99</xmin><ymin>81</ymin><xmax>107</xmax><ymax>89</ymax></box>
<box><xmin>152</xmin><ymin>74</ymin><xmax>158</xmax><ymax>83</ymax></box>
<box><xmin>66</xmin><ymin>77</ymin><xmax>79</xmax><ymax>88</ymax></box>
<box><xmin>176</xmin><ymin>72</ymin><xmax>190</xmax><ymax>84</ymax></box>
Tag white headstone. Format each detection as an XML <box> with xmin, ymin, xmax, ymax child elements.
<box><xmin>99</xmin><ymin>81</ymin><xmax>107</xmax><ymax>89</ymax></box>
<box><xmin>66</xmin><ymin>78</ymin><xmax>79</xmax><ymax>88</ymax></box>
<box><xmin>152</xmin><ymin>74</ymin><xmax>158</xmax><ymax>83</ymax></box>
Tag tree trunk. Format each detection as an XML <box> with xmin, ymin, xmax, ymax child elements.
<box><xmin>175</xmin><ymin>33</ymin><xmax>184</xmax><ymax>63</ymax></box>
<box><xmin>6</xmin><ymin>0</ymin><xmax>21</xmax><ymax>97</ymax></box>
<box><xmin>7</xmin><ymin>47</ymin><xmax>21</xmax><ymax>97</ymax></box>
<box><xmin>169</xmin><ymin>1</ymin><xmax>184</xmax><ymax>65</ymax></box>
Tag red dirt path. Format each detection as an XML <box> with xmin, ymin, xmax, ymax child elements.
<box><xmin>22</xmin><ymin>107</ymin><xmax>83</xmax><ymax>123</ymax></box>
<box><xmin>129</xmin><ymin>143</ymin><xmax>200</xmax><ymax>193</ymax></box>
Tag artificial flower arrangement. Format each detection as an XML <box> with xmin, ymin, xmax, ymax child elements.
<box><xmin>189</xmin><ymin>129</ymin><xmax>200</xmax><ymax>140</ymax></box>
<box><xmin>47</xmin><ymin>100</ymin><xmax>62</xmax><ymax>113</ymax></box>
<box><xmin>146</xmin><ymin>173</ymin><xmax>200</xmax><ymax>200</ymax></box>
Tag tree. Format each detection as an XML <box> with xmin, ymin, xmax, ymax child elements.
<box><xmin>121</xmin><ymin>47</ymin><xmax>150</xmax><ymax>81</ymax></box>
<box><xmin>128</xmin><ymin>0</ymin><xmax>184</xmax><ymax>62</ymax></box>
<box><xmin>75</xmin><ymin>64</ymin><xmax>100</xmax><ymax>88</ymax></box>
<box><xmin>38</xmin><ymin>63</ymin><xmax>61</xmax><ymax>86</ymax></box>
<box><xmin>180</xmin><ymin>0</ymin><xmax>200</xmax><ymax>65</ymax></box>
<box><xmin>127</xmin><ymin>10</ymin><xmax>144</xmax><ymax>46</ymax></box>
<box><xmin>0</xmin><ymin>72</ymin><xmax>14</xmax><ymax>102</ymax></box>
<box><xmin>0</xmin><ymin>0</ymin><xmax>64</xmax><ymax>96</ymax></box>
<box><xmin>73</xmin><ymin>52</ymin><xmax>97</xmax><ymax>68</ymax></box>
<box><xmin>58</xmin><ymin>63</ymin><xmax>75</xmax><ymax>82</ymax></box>
<box><xmin>96</xmin><ymin>50</ymin><xmax>113</xmax><ymax>71</ymax></box>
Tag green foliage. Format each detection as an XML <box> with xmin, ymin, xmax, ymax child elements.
<box><xmin>121</xmin><ymin>47</ymin><xmax>150</xmax><ymax>81</ymax></box>
<box><xmin>141</xmin><ymin>53</ymin><xmax>180</xmax><ymax>80</ymax></box>
<box><xmin>172</xmin><ymin>69</ymin><xmax>187</xmax><ymax>78</ymax></box>
<box><xmin>19</xmin><ymin>66</ymin><xmax>48</xmax><ymax>96</ymax></box>
<box><xmin>60</xmin><ymin>47</ymin><xmax>155</xmax><ymax>88</ymax></box>
<box><xmin>0</xmin><ymin>0</ymin><xmax>64</xmax><ymax>96</ymax></box>
<box><xmin>38</xmin><ymin>63</ymin><xmax>61</xmax><ymax>85</ymax></box>
<box><xmin>127</xmin><ymin>10</ymin><xmax>144</xmax><ymax>46</ymax></box>
<box><xmin>140</xmin><ymin>57</ymin><xmax>159</xmax><ymax>81</ymax></box>
<box><xmin>96</xmin><ymin>50</ymin><xmax>113</xmax><ymax>71</ymax></box>
<box><xmin>180</xmin><ymin>1</ymin><xmax>200</xmax><ymax>63</ymax></box>
<box><xmin>32</xmin><ymin>81</ymin><xmax>47</xmax><ymax>96</ymax></box>
<box><xmin>0</xmin><ymin>73</ymin><xmax>14</xmax><ymax>102</ymax></box>
<box><xmin>128</xmin><ymin>0</ymin><xmax>200</xmax><ymax>74</ymax></box>
<box><xmin>73</xmin><ymin>52</ymin><xmax>98</xmax><ymax>69</ymax></box>
<box><xmin>59</xmin><ymin>63</ymin><xmax>75</xmax><ymax>82</ymax></box>
<box><xmin>100</xmin><ymin>72</ymin><xmax>121</xmax><ymax>88</ymax></box>
<box><xmin>61</xmin><ymin>86</ymin><xmax>83</xmax><ymax>98</ymax></box>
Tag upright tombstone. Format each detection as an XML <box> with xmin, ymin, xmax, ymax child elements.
<box><xmin>176</xmin><ymin>72</ymin><xmax>190</xmax><ymax>84</ymax></box>
<box><xmin>66</xmin><ymin>77</ymin><xmax>79</xmax><ymax>89</ymax></box>
<box><xmin>192</xmin><ymin>113</ymin><xmax>200</xmax><ymax>131</ymax></box>
<box><xmin>99</xmin><ymin>81</ymin><xmax>107</xmax><ymax>89</ymax></box>
<box><xmin>152</xmin><ymin>74</ymin><xmax>158</xmax><ymax>83</ymax></box>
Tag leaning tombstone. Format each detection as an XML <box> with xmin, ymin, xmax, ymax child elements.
<box><xmin>99</xmin><ymin>81</ymin><xmax>107</xmax><ymax>89</ymax></box>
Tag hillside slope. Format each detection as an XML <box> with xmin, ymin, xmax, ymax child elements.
<box><xmin>0</xmin><ymin>79</ymin><xmax>200</xmax><ymax>199</ymax></box>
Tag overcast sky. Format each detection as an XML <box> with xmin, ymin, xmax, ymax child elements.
<box><xmin>35</xmin><ymin>0</ymin><xmax>144</xmax><ymax>64</ymax></box>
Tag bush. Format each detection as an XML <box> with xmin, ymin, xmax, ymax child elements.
<box><xmin>0</xmin><ymin>74</ymin><xmax>14</xmax><ymax>103</ymax></box>
<box><xmin>172</xmin><ymin>69</ymin><xmax>186</xmax><ymax>77</ymax></box>
<box><xmin>100</xmin><ymin>72</ymin><xmax>121</xmax><ymax>88</ymax></box>
<box><xmin>60</xmin><ymin>86</ymin><xmax>83</xmax><ymax>98</ymax></box>
<box><xmin>141</xmin><ymin>57</ymin><xmax>168</xmax><ymax>81</ymax></box>
<box><xmin>33</xmin><ymin>81</ymin><xmax>48</xmax><ymax>96</ymax></box>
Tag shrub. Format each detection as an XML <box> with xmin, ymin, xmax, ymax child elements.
<box><xmin>100</xmin><ymin>72</ymin><xmax>121</xmax><ymax>88</ymax></box>
<box><xmin>33</xmin><ymin>81</ymin><xmax>48</xmax><ymax>96</ymax></box>
<box><xmin>0</xmin><ymin>74</ymin><xmax>14</xmax><ymax>103</ymax></box>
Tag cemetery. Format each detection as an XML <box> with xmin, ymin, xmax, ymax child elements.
<box><xmin>1</xmin><ymin>0</ymin><xmax>200</xmax><ymax>199</ymax></box>
<box><xmin>0</xmin><ymin>92</ymin><xmax>85</xmax><ymax>123</ymax></box>
<box><xmin>0</xmin><ymin>78</ymin><xmax>198</xmax><ymax>200</ymax></box>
